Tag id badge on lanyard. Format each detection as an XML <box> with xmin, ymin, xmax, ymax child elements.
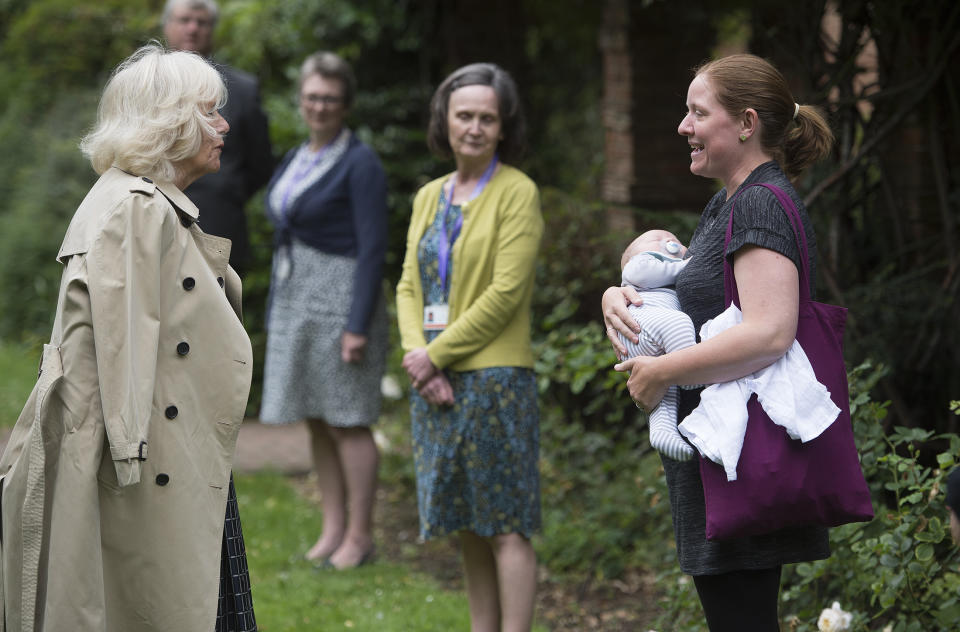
<box><xmin>424</xmin><ymin>304</ymin><xmax>450</xmax><ymax>331</ymax></box>
<box><xmin>426</xmin><ymin>154</ymin><xmax>498</xmax><ymax>333</ymax></box>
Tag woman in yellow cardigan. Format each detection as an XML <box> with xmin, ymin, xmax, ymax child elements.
<box><xmin>396</xmin><ymin>63</ymin><xmax>544</xmax><ymax>632</ymax></box>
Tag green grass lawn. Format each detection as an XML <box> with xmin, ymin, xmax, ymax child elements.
<box><xmin>237</xmin><ymin>471</ymin><xmax>474</xmax><ymax>631</ymax></box>
<box><xmin>0</xmin><ymin>339</ymin><xmax>38</xmax><ymax>430</ymax></box>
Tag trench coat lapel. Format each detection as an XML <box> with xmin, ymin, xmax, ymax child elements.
<box><xmin>155</xmin><ymin>181</ymin><xmax>243</xmax><ymax>320</ymax></box>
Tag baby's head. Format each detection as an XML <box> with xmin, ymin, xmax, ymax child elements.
<box><xmin>621</xmin><ymin>229</ymin><xmax>687</xmax><ymax>270</ymax></box>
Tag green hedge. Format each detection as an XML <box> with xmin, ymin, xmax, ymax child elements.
<box><xmin>777</xmin><ymin>366</ymin><xmax>960</xmax><ymax>631</ymax></box>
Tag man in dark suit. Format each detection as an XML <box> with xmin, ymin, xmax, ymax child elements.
<box><xmin>163</xmin><ymin>0</ymin><xmax>273</xmax><ymax>275</ymax></box>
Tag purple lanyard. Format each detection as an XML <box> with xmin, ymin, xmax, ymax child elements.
<box><xmin>279</xmin><ymin>131</ymin><xmax>340</xmax><ymax>215</ymax></box>
<box><xmin>437</xmin><ymin>154</ymin><xmax>498</xmax><ymax>293</ymax></box>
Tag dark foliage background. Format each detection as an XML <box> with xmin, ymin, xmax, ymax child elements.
<box><xmin>749</xmin><ymin>0</ymin><xmax>960</xmax><ymax>437</ymax></box>
<box><xmin>1</xmin><ymin>0</ymin><xmax>957</xmax><ymax>434</ymax></box>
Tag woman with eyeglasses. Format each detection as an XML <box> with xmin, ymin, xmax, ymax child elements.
<box><xmin>260</xmin><ymin>51</ymin><xmax>389</xmax><ymax>570</ymax></box>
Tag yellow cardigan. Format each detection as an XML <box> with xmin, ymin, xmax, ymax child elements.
<box><xmin>396</xmin><ymin>164</ymin><xmax>543</xmax><ymax>371</ymax></box>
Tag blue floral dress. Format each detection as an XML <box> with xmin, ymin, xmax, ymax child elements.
<box><xmin>410</xmin><ymin>195</ymin><xmax>541</xmax><ymax>540</ymax></box>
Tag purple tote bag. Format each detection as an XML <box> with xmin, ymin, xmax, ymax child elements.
<box><xmin>699</xmin><ymin>183</ymin><xmax>874</xmax><ymax>541</ymax></box>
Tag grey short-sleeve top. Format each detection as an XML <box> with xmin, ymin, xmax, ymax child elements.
<box><xmin>666</xmin><ymin>161</ymin><xmax>831</xmax><ymax>576</ymax></box>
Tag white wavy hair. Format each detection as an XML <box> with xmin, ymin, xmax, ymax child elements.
<box><xmin>80</xmin><ymin>43</ymin><xmax>227</xmax><ymax>182</ymax></box>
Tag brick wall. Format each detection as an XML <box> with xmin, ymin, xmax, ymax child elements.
<box><xmin>600</xmin><ymin>0</ymin><xmax>717</xmax><ymax>217</ymax></box>
<box><xmin>600</xmin><ymin>0</ymin><xmax>634</xmax><ymax>207</ymax></box>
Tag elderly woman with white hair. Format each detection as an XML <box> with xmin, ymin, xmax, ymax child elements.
<box><xmin>0</xmin><ymin>44</ymin><xmax>256</xmax><ymax>632</ymax></box>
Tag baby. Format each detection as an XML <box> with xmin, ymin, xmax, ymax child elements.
<box><xmin>618</xmin><ymin>230</ymin><xmax>840</xmax><ymax>477</ymax></box>
<box><xmin>617</xmin><ymin>229</ymin><xmax>696</xmax><ymax>461</ymax></box>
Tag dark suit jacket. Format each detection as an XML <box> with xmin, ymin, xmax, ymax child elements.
<box><xmin>185</xmin><ymin>63</ymin><xmax>273</xmax><ymax>273</ymax></box>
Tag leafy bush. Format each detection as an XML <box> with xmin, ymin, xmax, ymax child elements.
<box><xmin>0</xmin><ymin>92</ymin><xmax>99</xmax><ymax>340</ymax></box>
<box><xmin>0</xmin><ymin>0</ymin><xmax>156</xmax><ymax>108</ymax></box>
<box><xmin>534</xmin><ymin>320</ymin><xmax>625</xmax><ymax>427</ymax></box>
<box><xmin>783</xmin><ymin>398</ymin><xmax>960</xmax><ymax>632</ymax></box>
<box><xmin>536</xmin><ymin>415</ymin><xmax>675</xmax><ymax>581</ymax></box>
<box><xmin>780</xmin><ymin>364</ymin><xmax>960</xmax><ymax>631</ymax></box>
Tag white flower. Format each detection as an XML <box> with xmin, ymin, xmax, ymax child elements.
<box><xmin>372</xmin><ymin>429</ymin><xmax>391</xmax><ymax>452</ymax></box>
<box><xmin>817</xmin><ymin>601</ymin><xmax>853</xmax><ymax>631</ymax></box>
<box><xmin>380</xmin><ymin>374</ymin><xmax>403</xmax><ymax>399</ymax></box>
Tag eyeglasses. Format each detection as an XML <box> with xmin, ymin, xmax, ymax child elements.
<box><xmin>172</xmin><ymin>15</ymin><xmax>213</xmax><ymax>29</ymax></box>
<box><xmin>301</xmin><ymin>94</ymin><xmax>345</xmax><ymax>106</ymax></box>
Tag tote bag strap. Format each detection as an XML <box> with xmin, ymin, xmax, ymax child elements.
<box><xmin>723</xmin><ymin>182</ymin><xmax>813</xmax><ymax>306</ymax></box>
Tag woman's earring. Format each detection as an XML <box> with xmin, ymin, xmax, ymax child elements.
<box><xmin>739</xmin><ymin>134</ymin><xmax>747</xmax><ymax>142</ymax></box>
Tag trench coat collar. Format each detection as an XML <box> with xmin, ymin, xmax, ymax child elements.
<box><xmin>58</xmin><ymin>168</ymin><xmax>199</xmax><ymax>261</ymax></box>
<box><xmin>109</xmin><ymin>166</ymin><xmax>200</xmax><ymax>224</ymax></box>
<box><xmin>99</xmin><ymin>167</ymin><xmax>200</xmax><ymax>221</ymax></box>
<box><xmin>153</xmin><ymin>178</ymin><xmax>199</xmax><ymax>223</ymax></box>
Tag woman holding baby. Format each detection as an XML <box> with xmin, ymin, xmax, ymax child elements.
<box><xmin>602</xmin><ymin>54</ymin><xmax>835</xmax><ymax>630</ymax></box>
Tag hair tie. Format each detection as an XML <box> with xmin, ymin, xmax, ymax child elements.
<box><xmin>793</xmin><ymin>103</ymin><xmax>800</xmax><ymax>120</ymax></box>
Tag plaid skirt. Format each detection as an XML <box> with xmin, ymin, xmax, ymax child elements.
<box><xmin>214</xmin><ymin>474</ymin><xmax>257</xmax><ymax>632</ymax></box>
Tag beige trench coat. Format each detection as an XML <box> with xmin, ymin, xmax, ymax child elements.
<box><xmin>0</xmin><ymin>168</ymin><xmax>253</xmax><ymax>631</ymax></box>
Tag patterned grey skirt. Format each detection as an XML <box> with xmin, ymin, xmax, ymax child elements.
<box><xmin>260</xmin><ymin>240</ymin><xmax>388</xmax><ymax>427</ymax></box>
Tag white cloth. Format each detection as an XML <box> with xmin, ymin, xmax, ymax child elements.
<box><xmin>621</xmin><ymin>251</ymin><xmax>690</xmax><ymax>290</ymax></box>
<box><xmin>678</xmin><ymin>304</ymin><xmax>840</xmax><ymax>481</ymax></box>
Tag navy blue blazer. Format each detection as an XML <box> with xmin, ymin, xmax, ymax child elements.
<box><xmin>265</xmin><ymin>134</ymin><xmax>388</xmax><ymax>335</ymax></box>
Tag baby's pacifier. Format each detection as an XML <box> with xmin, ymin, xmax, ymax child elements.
<box><xmin>664</xmin><ymin>240</ymin><xmax>681</xmax><ymax>255</ymax></box>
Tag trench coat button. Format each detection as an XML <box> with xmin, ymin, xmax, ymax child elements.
<box><xmin>182</xmin><ymin>277</ymin><xmax>196</xmax><ymax>291</ymax></box>
<box><xmin>179</xmin><ymin>215</ymin><xmax>192</xmax><ymax>228</ymax></box>
<box><xmin>176</xmin><ymin>342</ymin><xmax>190</xmax><ymax>356</ymax></box>
<box><xmin>141</xmin><ymin>176</ymin><xmax>153</xmax><ymax>183</ymax></box>
<box><xmin>156</xmin><ymin>473</ymin><xmax>170</xmax><ymax>486</ymax></box>
<box><xmin>164</xmin><ymin>405</ymin><xmax>178</xmax><ymax>419</ymax></box>
<box><xmin>217</xmin><ymin>276</ymin><xmax>224</xmax><ymax>287</ymax></box>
